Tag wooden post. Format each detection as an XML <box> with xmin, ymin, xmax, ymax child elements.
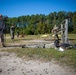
<box><xmin>61</xmin><ymin>24</ymin><xmax>64</xmax><ymax>43</ymax></box>
<box><xmin>64</xmin><ymin>19</ymin><xmax>68</xmax><ymax>44</ymax></box>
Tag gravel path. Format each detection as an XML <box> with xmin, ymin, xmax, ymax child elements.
<box><xmin>0</xmin><ymin>52</ymin><xmax>76</xmax><ymax>75</ymax></box>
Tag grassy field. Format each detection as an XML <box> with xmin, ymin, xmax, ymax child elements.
<box><xmin>2</xmin><ymin>34</ymin><xmax>76</xmax><ymax>69</ymax></box>
<box><xmin>5</xmin><ymin>33</ymin><xmax>76</xmax><ymax>45</ymax></box>
<box><xmin>2</xmin><ymin>48</ymin><xmax>76</xmax><ymax>68</ymax></box>
<box><xmin>68</xmin><ymin>34</ymin><xmax>76</xmax><ymax>44</ymax></box>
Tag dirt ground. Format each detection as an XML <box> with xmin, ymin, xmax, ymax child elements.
<box><xmin>0</xmin><ymin>36</ymin><xmax>76</xmax><ymax>75</ymax></box>
<box><xmin>0</xmin><ymin>51</ymin><xmax>76</xmax><ymax>75</ymax></box>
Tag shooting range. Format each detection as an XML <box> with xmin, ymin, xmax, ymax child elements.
<box><xmin>0</xmin><ymin>0</ymin><xmax>76</xmax><ymax>75</ymax></box>
<box><xmin>0</xmin><ymin>17</ymin><xmax>76</xmax><ymax>51</ymax></box>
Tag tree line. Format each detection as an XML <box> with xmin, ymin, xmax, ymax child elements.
<box><xmin>5</xmin><ymin>11</ymin><xmax>76</xmax><ymax>35</ymax></box>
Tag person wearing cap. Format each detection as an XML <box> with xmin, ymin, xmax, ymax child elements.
<box><xmin>0</xmin><ymin>14</ymin><xmax>6</xmax><ymax>47</ymax></box>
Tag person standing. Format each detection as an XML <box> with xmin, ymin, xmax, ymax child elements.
<box><xmin>10</xmin><ymin>25</ymin><xmax>15</xmax><ymax>39</ymax></box>
<box><xmin>0</xmin><ymin>14</ymin><xmax>6</xmax><ymax>47</ymax></box>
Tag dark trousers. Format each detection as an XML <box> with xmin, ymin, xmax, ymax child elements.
<box><xmin>0</xmin><ymin>32</ymin><xmax>4</xmax><ymax>45</ymax></box>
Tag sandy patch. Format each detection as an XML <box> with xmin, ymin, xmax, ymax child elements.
<box><xmin>0</xmin><ymin>52</ymin><xmax>76</xmax><ymax>75</ymax></box>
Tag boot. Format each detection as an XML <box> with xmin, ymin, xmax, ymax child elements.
<box><xmin>2</xmin><ymin>42</ymin><xmax>6</xmax><ymax>47</ymax></box>
<box><xmin>2</xmin><ymin>44</ymin><xmax>6</xmax><ymax>47</ymax></box>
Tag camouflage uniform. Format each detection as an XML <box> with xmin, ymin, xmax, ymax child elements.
<box><xmin>52</xmin><ymin>25</ymin><xmax>60</xmax><ymax>48</ymax></box>
<box><xmin>0</xmin><ymin>14</ymin><xmax>6</xmax><ymax>47</ymax></box>
<box><xmin>10</xmin><ymin>25</ymin><xmax>15</xmax><ymax>39</ymax></box>
<box><xmin>52</xmin><ymin>25</ymin><xmax>59</xmax><ymax>40</ymax></box>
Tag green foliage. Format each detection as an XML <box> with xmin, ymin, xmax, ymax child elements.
<box><xmin>6</xmin><ymin>11</ymin><xmax>76</xmax><ymax>34</ymax></box>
